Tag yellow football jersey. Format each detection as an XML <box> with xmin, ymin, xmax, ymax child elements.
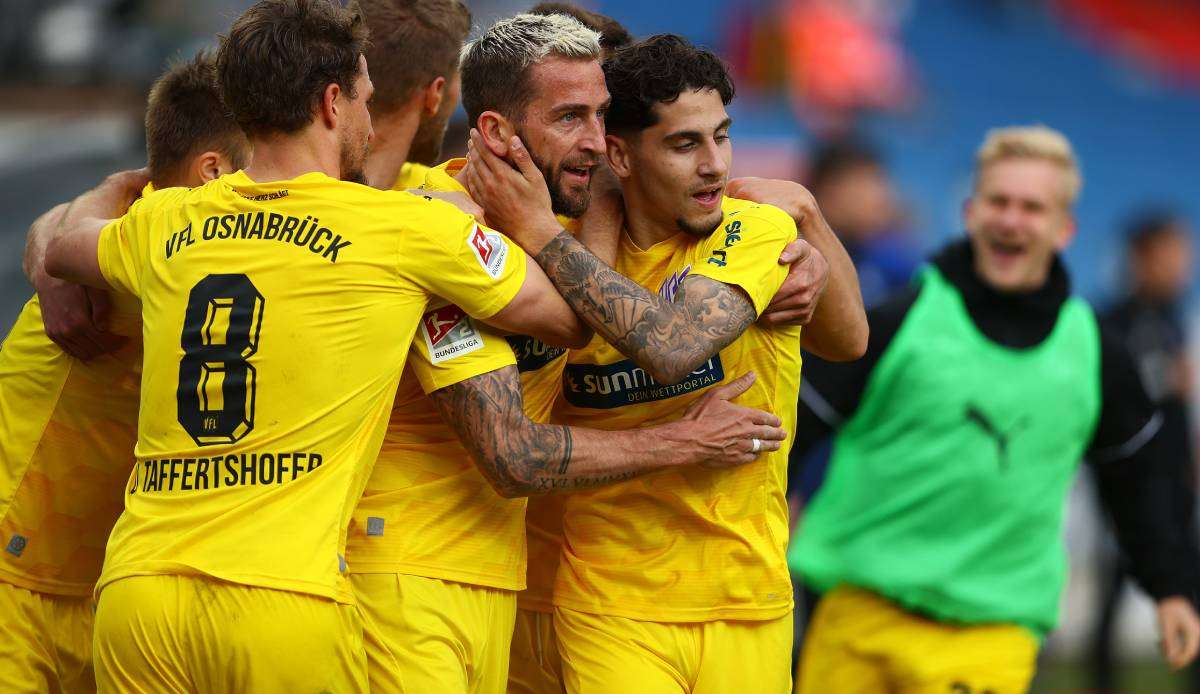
<box><xmin>93</xmin><ymin>170</ymin><xmax>527</xmax><ymax>603</ymax></box>
<box><xmin>412</xmin><ymin>158</ymin><xmax>572</xmax><ymax>426</ymax></box>
<box><xmin>553</xmin><ymin>197</ymin><xmax>802</xmax><ymax>622</ymax></box>
<box><xmin>399</xmin><ymin>160</ymin><xmax>578</xmax><ymax>612</ymax></box>
<box><xmin>0</xmin><ymin>186</ymin><xmax>159</xmax><ymax>597</ymax></box>
<box><xmin>347</xmin><ymin>159</ymin><xmax>576</xmax><ymax>590</ymax></box>
<box><xmin>0</xmin><ymin>295</ymin><xmax>140</xmax><ymax>597</ymax></box>
<box><xmin>391</xmin><ymin>162</ymin><xmax>432</xmax><ymax>192</ymax></box>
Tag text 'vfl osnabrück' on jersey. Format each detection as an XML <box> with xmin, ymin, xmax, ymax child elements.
<box><xmin>347</xmin><ymin>158</ymin><xmax>575</xmax><ymax>592</ymax></box>
<box><xmin>553</xmin><ymin>197</ymin><xmax>803</xmax><ymax>622</ymax></box>
<box><xmin>92</xmin><ymin>170</ymin><xmax>528</xmax><ymax>603</ymax></box>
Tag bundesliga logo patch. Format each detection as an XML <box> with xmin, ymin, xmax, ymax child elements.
<box><xmin>468</xmin><ymin>225</ymin><xmax>508</xmax><ymax>278</ymax></box>
<box><xmin>421</xmin><ymin>304</ymin><xmax>485</xmax><ymax>363</ymax></box>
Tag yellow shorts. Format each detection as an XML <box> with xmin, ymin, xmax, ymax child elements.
<box><xmin>555</xmin><ymin>607</ymin><xmax>792</xmax><ymax>694</ymax></box>
<box><xmin>796</xmin><ymin>586</ymin><xmax>1039</xmax><ymax>694</ymax></box>
<box><xmin>508</xmin><ymin>608</ymin><xmax>564</xmax><ymax>694</ymax></box>
<box><xmin>0</xmin><ymin>580</ymin><xmax>94</xmax><ymax>694</ymax></box>
<box><xmin>351</xmin><ymin>573</ymin><xmax>516</xmax><ymax>694</ymax></box>
<box><xmin>93</xmin><ymin>575</ymin><xmax>367</xmax><ymax>694</ymax></box>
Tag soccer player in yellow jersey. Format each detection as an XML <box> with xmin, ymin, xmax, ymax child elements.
<box><xmin>1</xmin><ymin>54</ymin><xmax>248</xmax><ymax>694</ymax></box>
<box><xmin>467</xmin><ymin>34</ymin><xmax>856</xmax><ymax>692</ymax></box>
<box><xmin>34</xmin><ymin>0</ymin><xmax>617</xmax><ymax>690</ymax></box>
<box><xmin>357</xmin><ymin>0</ymin><xmax>470</xmax><ymax>191</ymax></box>
<box><xmin>452</xmin><ymin>12</ymin><xmax>864</xmax><ymax>694</ymax></box>
<box><xmin>342</xmin><ymin>13</ymin><xmax>792</xmax><ymax>694</ymax></box>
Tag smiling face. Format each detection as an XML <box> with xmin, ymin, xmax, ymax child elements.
<box><xmin>964</xmin><ymin>156</ymin><xmax>1075</xmax><ymax>293</ymax></box>
<box><xmin>514</xmin><ymin>56</ymin><xmax>610</xmax><ymax>218</ymax></box>
<box><xmin>614</xmin><ymin>88</ymin><xmax>731</xmax><ymax>237</ymax></box>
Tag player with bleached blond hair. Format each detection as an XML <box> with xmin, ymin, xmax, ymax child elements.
<box><xmin>344</xmin><ymin>10</ymin><xmax>800</xmax><ymax>694</ymax></box>
<box><xmin>788</xmin><ymin>124</ymin><xmax>1200</xmax><ymax>692</ymax></box>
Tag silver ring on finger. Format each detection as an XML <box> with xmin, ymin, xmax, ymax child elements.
<box><xmin>750</xmin><ymin>438</ymin><xmax>762</xmax><ymax>454</ymax></box>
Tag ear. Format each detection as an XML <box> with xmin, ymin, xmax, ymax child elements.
<box><xmin>193</xmin><ymin>151</ymin><xmax>226</xmax><ymax>184</ymax></box>
<box><xmin>1056</xmin><ymin>215</ymin><xmax>1077</xmax><ymax>250</ymax></box>
<box><xmin>476</xmin><ymin>111</ymin><xmax>514</xmax><ymax>158</ymax></box>
<box><xmin>605</xmin><ymin>134</ymin><xmax>633</xmax><ymax>179</ymax></box>
<box><xmin>320</xmin><ymin>82</ymin><xmax>342</xmax><ymax>130</ymax></box>
<box><xmin>961</xmin><ymin>195</ymin><xmax>974</xmax><ymax>228</ymax></box>
<box><xmin>422</xmin><ymin>76</ymin><xmax>447</xmax><ymax>117</ymax></box>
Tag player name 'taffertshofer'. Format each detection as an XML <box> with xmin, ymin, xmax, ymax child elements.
<box><xmin>130</xmin><ymin>451</ymin><xmax>325</xmax><ymax>494</ymax></box>
<box><xmin>164</xmin><ymin>212</ymin><xmax>352</xmax><ymax>263</ymax></box>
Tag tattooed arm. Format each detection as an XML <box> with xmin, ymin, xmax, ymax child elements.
<box><xmin>727</xmin><ymin>177</ymin><xmax>867</xmax><ymax>359</ymax></box>
<box><xmin>430</xmin><ymin>367</ymin><xmax>784</xmax><ymax>498</ymax></box>
<box><xmin>535</xmin><ymin>231</ymin><xmax>756</xmax><ymax>384</ymax></box>
<box><xmin>462</xmin><ymin>131</ymin><xmax>765</xmax><ymax>384</ymax></box>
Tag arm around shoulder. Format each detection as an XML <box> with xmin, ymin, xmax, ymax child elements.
<box><xmin>484</xmin><ymin>254</ymin><xmax>593</xmax><ymax>349</ymax></box>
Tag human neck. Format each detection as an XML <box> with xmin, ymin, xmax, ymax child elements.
<box><xmin>622</xmin><ymin>184</ymin><xmax>680</xmax><ymax>250</ymax></box>
<box><xmin>244</xmin><ymin>128</ymin><xmax>342</xmax><ymax>183</ymax></box>
<box><xmin>363</xmin><ymin>108</ymin><xmax>420</xmax><ymax>190</ymax></box>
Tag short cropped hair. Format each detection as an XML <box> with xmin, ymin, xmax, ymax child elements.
<box><xmin>145</xmin><ymin>52</ymin><xmax>249</xmax><ymax>186</ymax></box>
<box><xmin>1125</xmin><ymin>208</ymin><xmax>1186</xmax><ymax>251</ymax></box>
<box><xmin>602</xmin><ymin>34</ymin><xmax>734</xmax><ymax>135</ymax></box>
<box><xmin>527</xmin><ymin>2</ymin><xmax>632</xmax><ymax>53</ymax></box>
<box><xmin>807</xmin><ymin>139</ymin><xmax>882</xmax><ymax>193</ymax></box>
<box><xmin>975</xmin><ymin>125</ymin><xmax>1082</xmax><ymax>206</ymax></box>
<box><xmin>217</xmin><ymin>0</ymin><xmax>369</xmax><ymax>138</ymax></box>
<box><xmin>359</xmin><ymin>0</ymin><xmax>471</xmax><ymax>114</ymax></box>
<box><xmin>460</xmin><ymin>13</ymin><xmax>601</xmax><ymax>126</ymax></box>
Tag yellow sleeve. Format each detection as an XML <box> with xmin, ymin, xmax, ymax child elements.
<box><xmin>688</xmin><ymin>203</ymin><xmax>797</xmax><ymax>316</ymax></box>
<box><xmin>408</xmin><ymin>302</ymin><xmax>518</xmax><ymax>393</ymax></box>
<box><xmin>401</xmin><ymin>208</ymin><xmax>529</xmax><ymax>320</ymax></box>
<box><xmin>95</xmin><ymin>197</ymin><xmax>153</xmax><ymax>296</ymax></box>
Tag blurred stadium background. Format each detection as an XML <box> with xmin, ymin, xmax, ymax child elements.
<box><xmin>0</xmin><ymin>0</ymin><xmax>1196</xmax><ymax>691</ymax></box>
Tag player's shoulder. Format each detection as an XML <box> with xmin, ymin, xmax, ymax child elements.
<box><xmin>131</xmin><ymin>183</ymin><xmax>193</xmax><ymax>214</ymax></box>
<box><xmin>718</xmin><ymin>197</ymin><xmax>796</xmax><ymax>238</ymax></box>
<box><xmin>316</xmin><ymin>178</ymin><xmax>475</xmax><ymax>230</ymax></box>
<box><xmin>418</xmin><ymin>158</ymin><xmax>467</xmax><ymax>194</ymax></box>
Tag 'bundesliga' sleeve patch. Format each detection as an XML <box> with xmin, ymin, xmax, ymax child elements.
<box><xmin>421</xmin><ymin>304</ymin><xmax>485</xmax><ymax>363</ymax></box>
<box><xmin>468</xmin><ymin>225</ymin><xmax>509</xmax><ymax>278</ymax></box>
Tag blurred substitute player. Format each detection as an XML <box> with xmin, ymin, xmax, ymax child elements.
<box><xmin>35</xmin><ymin>0</ymin><xmax>611</xmax><ymax>689</ymax></box>
<box><xmin>0</xmin><ymin>53</ymin><xmax>248</xmax><ymax>694</ymax></box>
<box><xmin>344</xmin><ymin>13</ymin><xmax>792</xmax><ymax>693</ymax></box>
<box><xmin>467</xmin><ymin>34</ymin><xmax>868</xmax><ymax>693</ymax></box>
<box><xmin>789</xmin><ymin>126</ymin><xmax>1200</xmax><ymax>693</ymax></box>
<box><xmin>358</xmin><ymin>0</ymin><xmax>470</xmax><ymax>191</ymax></box>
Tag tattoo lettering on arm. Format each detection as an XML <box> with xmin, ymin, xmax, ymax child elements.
<box><xmin>535</xmin><ymin>231</ymin><xmax>756</xmax><ymax>384</ymax></box>
<box><xmin>429</xmin><ymin>366</ymin><xmax>635</xmax><ymax>497</ymax></box>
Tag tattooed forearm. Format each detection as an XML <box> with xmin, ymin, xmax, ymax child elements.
<box><xmin>557</xmin><ymin>428</ymin><xmax>572</xmax><ymax>475</ymax></box>
<box><xmin>535</xmin><ymin>231</ymin><xmax>757</xmax><ymax>383</ymax></box>
<box><xmin>430</xmin><ymin>366</ymin><xmax>677</xmax><ymax>497</ymax></box>
<box><xmin>532</xmin><ymin>470</ymin><xmax>637</xmax><ymax>493</ymax></box>
<box><xmin>430</xmin><ymin>366</ymin><xmax>567</xmax><ymax>498</ymax></box>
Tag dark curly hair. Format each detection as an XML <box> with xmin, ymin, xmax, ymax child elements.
<box><xmin>217</xmin><ymin>0</ymin><xmax>370</xmax><ymax>138</ymax></box>
<box><xmin>602</xmin><ymin>34</ymin><xmax>734</xmax><ymax>135</ymax></box>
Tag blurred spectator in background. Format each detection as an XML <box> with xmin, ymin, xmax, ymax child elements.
<box><xmin>781</xmin><ymin>0</ymin><xmax>913</xmax><ymax>134</ymax></box>
<box><xmin>805</xmin><ymin>138</ymin><xmax>919</xmax><ymax>307</ymax></box>
<box><xmin>1092</xmin><ymin>209</ymin><xmax>1199</xmax><ymax>694</ymax></box>
<box><xmin>724</xmin><ymin>0</ymin><xmax>914</xmax><ymax>135</ymax></box>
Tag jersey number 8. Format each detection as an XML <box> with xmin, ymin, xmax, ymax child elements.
<box><xmin>177</xmin><ymin>274</ymin><xmax>264</xmax><ymax>446</ymax></box>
